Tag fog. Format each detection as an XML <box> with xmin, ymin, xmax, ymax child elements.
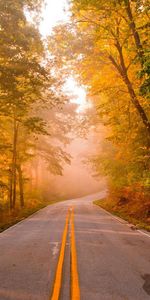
<box><xmin>52</xmin><ymin>131</ymin><xmax>107</xmax><ymax>199</ymax></box>
<box><xmin>33</xmin><ymin>119</ymin><xmax>107</xmax><ymax>201</ymax></box>
<box><xmin>25</xmin><ymin>91</ymin><xmax>107</xmax><ymax>201</ymax></box>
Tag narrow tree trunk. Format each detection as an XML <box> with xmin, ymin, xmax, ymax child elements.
<box><xmin>35</xmin><ymin>159</ymin><xmax>39</xmax><ymax>188</ymax></box>
<box><xmin>17</xmin><ymin>164</ymin><xmax>24</xmax><ymax>208</ymax></box>
<box><xmin>124</xmin><ymin>0</ymin><xmax>144</xmax><ymax>64</ymax></box>
<box><xmin>109</xmin><ymin>40</ymin><xmax>150</xmax><ymax>135</ymax></box>
<box><xmin>12</xmin><ymin>118</ymin><xmax>19</xmax><ymax>209</ymax></box>
<box><xmin>124</xmin><ymin>76</ymin><xmax>150</xmax><ymax>134</ymax></box>
<box><xmin>9</xmin><ymin>168</ymin><xmax>13</xmax><ymax>210</ymax></box>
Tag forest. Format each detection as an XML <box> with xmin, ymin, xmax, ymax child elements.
<box><xmin>0</xmin><ymin>0</ymin><xmax>150</xmax><ymax>231</ymax></box>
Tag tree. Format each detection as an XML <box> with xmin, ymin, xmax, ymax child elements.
<box><xmin>0</xmin><ymin>0</ymin><xmax>72</xmax><ymax>209</ymax></box>
<box><xmin>48</xmin><ymin>0</ymin><xmax>150</xmax><ymax>194</ymax></box>
<box><xmin>71</xmin><ymin>0</ymin><xmax>150</xmax><ymax>134</ymax></box>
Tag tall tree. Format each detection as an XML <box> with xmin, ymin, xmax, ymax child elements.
<box><xmin>48</xmin><ymin>0</ymin><xmax>150</xmax><ymax>193</ymax></box>
<box><xmin>0</xmin><ymin>0</ymin><xmax>71</xmax><ymax>209</ymax></box>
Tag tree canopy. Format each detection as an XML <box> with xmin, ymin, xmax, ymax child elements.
<box><xmin>49</xmin><ymin>0</ymin><xmax>150</xmax><ymax>194</ymax></box>
<box><xmin>0</xmin><ymin>0</ymin><xmax>76</xmax><ymax>210</ymax></box>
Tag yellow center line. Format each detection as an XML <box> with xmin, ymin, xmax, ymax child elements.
<box><xmin>70</xmin><ymin>208</ymin><xmax>80</xmax><ymax>300</ymax></box>
<box><xmin>50</xmin><ymin>210</ymin><xmax>70</xmax><ymax>300</ymax></box>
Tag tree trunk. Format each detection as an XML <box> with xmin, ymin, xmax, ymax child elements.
<box><xmin>12</xmin><ymin>118</ymin><xmax>19</xmax><ymax>209</ymax></box>
<box><xmin>124</xmin><ymin>76</ymin><xmax>150</xmax><ymax>134</ymax></box>
<box><xmin>124</xmin><ymin>0</ymin><xmax>144</xmax><ymax>64</ymax></box>
<box><xmin>109</xmin><ymin>40</ymin><xmax>150</xmax><ymax>135</ymax></box>
<box><xmin>17</xmin><ymin>164</ymin><xmax>24</xmax><ymax>208</ymax></box>
<box><xmin>9</xmin><ymin>168</ymin><xmax>13</xmax><ymax>210</ymax></box>
<box><xmin>35</xmin><ymin>159</ymin><xmax>39</xmax><ymax>188</ymax></box>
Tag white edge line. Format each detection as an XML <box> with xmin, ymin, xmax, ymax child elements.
<box><xmin>137</xmin><ymin>230</ymin><xmax>150</xmax><ymax>238</ymax></box>
<box><xmin>0</xmin><ymin>203</ymin><xmax>59</xmax><ymax>234</ymax></box>
<box><xmin>93</xmin><ymin>203</ymin><xmax>150</xmax><ymax>239</ymax></box>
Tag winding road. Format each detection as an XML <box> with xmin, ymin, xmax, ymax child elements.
<box><xmin>0</xmin><ymin>191</ymin><xmax>150</xmax><ymax>300</ymax></box>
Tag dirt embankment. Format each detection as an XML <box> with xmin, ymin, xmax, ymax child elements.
<box><xmin>94</xmin><ymin>189</ymin><xmax>150</xmax><ymax>231</ymax></box>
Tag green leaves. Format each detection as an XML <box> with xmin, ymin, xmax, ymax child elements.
<box><xmin>23</xmin><ymin>117</ymin><xmax>49</xmax><ymax>135</ymax></box>
<box><xmin>0</xmin><ymin>0</ymin><xmax>74</xmax><ymax>208</ymax></box>
<box><xmin>139</xmin><ymin>51</ymin><xmax>150</xmax><ymax>98</ymax></box>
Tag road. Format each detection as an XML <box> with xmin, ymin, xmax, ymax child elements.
<box><xmin>0</xmin><ymin>191</ymin><xmax>150</xmax><ymax>300</ymax></box>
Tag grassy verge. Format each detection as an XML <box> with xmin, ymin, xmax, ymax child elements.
<box><xmin>94</xmin><ymin>197</ymin><xmax>150</xmax><ymax>232</ymax></box>
<box><xmin>0</xmin><ymin>198</ymin><xmax>65</xmax><ymax>233</ymax></box>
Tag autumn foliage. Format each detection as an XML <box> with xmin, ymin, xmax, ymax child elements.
<box><xmin>49</xmin><ymin>0</ymin><xmax>150</xmax><ymax>225</ymax></box>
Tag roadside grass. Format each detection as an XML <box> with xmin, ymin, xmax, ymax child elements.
<box><xmin>94</xmin><ymin>198</ymin><xmax>150</xmax><ymax>232</ymax></box>
<box><xmin>0</xmin><ymin>197</ymin><xmax>65</xmax><ymax>233</ymax></box>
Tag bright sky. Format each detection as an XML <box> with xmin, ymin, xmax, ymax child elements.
<box><xmin>65</xmin><ymin>77</ymin><xmax>88</xmax><ymax>112</ymax></box>
<box><xmin>39</xmin><ymin>0</ymin><xmax>89</xmax><ymax>111</ymax></box>
<box><xmin>39</xmin><ymin>0</ymin><xmax>69</xmax><ymax>36</ymax></box>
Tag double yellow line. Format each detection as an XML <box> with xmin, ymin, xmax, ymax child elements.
<box><xmin>50</xmin><ymin>208</ymin><xmax>80</xmax><ymax>300</ymax></box>
<box><xmin>70</xmin><ymin>209</ymin><xmax>80</xmax><ymax>300</ymax></box>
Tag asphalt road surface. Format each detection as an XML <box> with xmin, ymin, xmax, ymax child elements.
<box><xmin>0</xmin><ymin>191</ymin><xmax>150</xmax><ymax>300</ymax></box>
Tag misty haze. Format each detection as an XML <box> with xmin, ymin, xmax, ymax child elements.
<box><xmin>0</xmin><ymin>1</ymin><xmax>149</xmax><ymax>300</ymax></box>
